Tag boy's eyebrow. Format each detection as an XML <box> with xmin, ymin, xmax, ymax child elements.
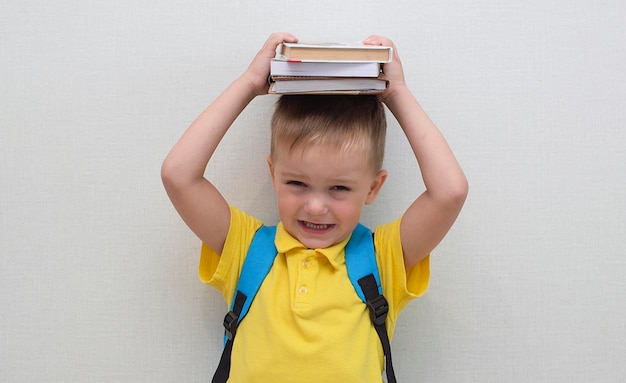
<box><xmin>280</xmin><ymin>170</ymin><xmax>360</xmax><ymax>185</ymax></box>
<box><xmin>279</xmin><ymin>170</ymin><xmax>306</xmax><ymax>179</ymax></box>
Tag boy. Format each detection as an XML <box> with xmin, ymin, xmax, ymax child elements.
<box><xmin>162</xmin><ymin>33</ymin><xmax>468</xmax><ymax>382</ymax></box>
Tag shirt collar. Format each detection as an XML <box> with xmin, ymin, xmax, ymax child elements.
<box><xmin>274</xmin><ymin>222</ymin><xmax>350</xmax><ymax>270</ymax></box>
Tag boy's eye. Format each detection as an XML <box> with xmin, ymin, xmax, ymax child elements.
<box><xmin>331</xmin><ymin>185</ymin><xmax>350</xmax><ymax>192</ymax></box>
<box><xmin>286</xmin><ymin>180</ymin><xmax>306</xmax><ymax>187</ymax></box>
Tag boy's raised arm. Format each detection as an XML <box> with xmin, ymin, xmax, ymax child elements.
<box><xmin>364</xmin><ymin>36</ymin><xmax>469</xmax><ymax>271</ymax></box>
<box><xmin>161</xmin><ymin>33</ymin><xmax>298</xmax><ymax>254</ymax></box>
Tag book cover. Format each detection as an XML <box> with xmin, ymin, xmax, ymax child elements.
<box><xmin>276</xmin><ymin>42</ymin><xmax>393</xmax><ymax>63</ymax></box>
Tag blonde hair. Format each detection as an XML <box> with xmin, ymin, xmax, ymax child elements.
<box><xmin>270</xmin><ymin>95</ymin><xmax>387</xmax><ymax>172</ymax></box>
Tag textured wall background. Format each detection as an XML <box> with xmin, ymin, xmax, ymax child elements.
<box><xmin>1</xmin><ymin>0</ymin><xmax>625</xmax><ymax>381</ymax></box>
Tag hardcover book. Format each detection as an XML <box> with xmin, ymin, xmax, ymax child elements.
<box><xmin>268</xmin><ymin>75</ymin><xmax>388</xmax><ymax>94</ymax></box>
<box><xmin>270</xmin><ymin>60</ymin><xmax>381</xmax><ymax>78</ymax></box>
<box><xmin>276</xmin><ymin>42</ymin><xmax>393</xmax><ymax>63</ymax></box>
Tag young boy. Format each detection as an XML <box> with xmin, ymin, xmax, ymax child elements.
<box><xmin>162</xmin><ymin>33</ymin><xmax>468</xmax><ymax>382</ymax></box>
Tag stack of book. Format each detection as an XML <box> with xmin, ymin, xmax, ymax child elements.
<box><xmin>268</xmin><ymin>42</ymin><xmax>392</xmax><ymax>95</ymax></box>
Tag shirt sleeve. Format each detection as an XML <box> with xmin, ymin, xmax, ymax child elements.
<box><xmin>374</xmin><ymin>217</ymin><xmax>430</xmax><ymax>336</ymax></box>
<box><xmin>198</xmin><ymin>206</ymin><xmax>263</xmax><ymax>306</ymax></box>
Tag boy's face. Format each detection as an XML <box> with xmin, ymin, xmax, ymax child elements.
<box><xmin>268</xmin><ymin>142</ymin><xmax>387</xmax><ymax>249</ymax></box>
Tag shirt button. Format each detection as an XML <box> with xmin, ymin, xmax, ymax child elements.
<box><xmin>302</xmin><ymin>260</ymin><xmax>311</xmax><ymax>269</ymax></box>
<box><xmin>298</xmin><ymin>285</ymin><xmax>308</xmax><ymax>295</ymax></box>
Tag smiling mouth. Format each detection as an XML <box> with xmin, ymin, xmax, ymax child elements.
<box><xmin>299</xmin><ymin>221</ymin><xmax>334</xmax><ymax>231</ymax></box>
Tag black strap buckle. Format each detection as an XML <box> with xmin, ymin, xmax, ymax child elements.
<box><xmin>366</xmin><ymin>295</ymin><xmax>389</xmax><ymax>326</ymax></box>
<box><xmin>223</xmin><ymin>311</ymin><xmax>239</xmax><ymax>340</ymax></box>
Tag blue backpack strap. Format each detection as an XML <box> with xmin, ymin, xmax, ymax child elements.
<box><xmin>229</xmin><ymin>225</ymin><xmax>278</xmax><ymax>323</ymax></box>
<box><xmin>345</xmin><ymin>223</ymin><xmax>397</xmax><ymax>383</ymax></box>
<box><xmin>212</xmin><ymin>225</ymin><xmax>277</xmax><ymax>383</ymax></box>
<box><xmin>345</xmin><ymin>223</ymin><xmax>382</xmax><ymax>300</ymax></box>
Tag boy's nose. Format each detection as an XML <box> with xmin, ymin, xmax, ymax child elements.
<box><xmin>304</xmin><ymin>194</ymin><xmax>328</xmax><ymax>215</ymax></box>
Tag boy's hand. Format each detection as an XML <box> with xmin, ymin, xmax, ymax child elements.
<box><xmin>362</xmin><ymin>35</ymin><xmax>406</xmax><ymax>103</ymax></box>
<box><xmin>240</xmin><ymin>32</ymin><xmax>299</xmax><ymax>96</ymax></box>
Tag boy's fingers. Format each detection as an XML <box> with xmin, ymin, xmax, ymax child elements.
<box><xmin>362</xmin><ymin>35</ymin><xmax>393</xmax><ymax>46</ymax></box>
<box><xmin>265</xmin><ymin>32</ymin><xmax>298</xmax><ymax>50</ymax></box>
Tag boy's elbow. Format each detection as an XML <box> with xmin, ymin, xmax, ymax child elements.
<box><xmin>449</xmin><ymin>175</ymin><xmax>469</xmax><ymax>208</ymax></box>
<box><xmin>161</xmin><ymin>156</ymin><xmax>182</xmax><ymax>191</ymax></box>
<box><xmin>456</xmin><ymin>175</ymin><xmax>469</xmax><ymax>199</ymax></box>
<box><xmin>161</xmin><ymin>158</ymin><xmax>172</xmax><ymax>186</ymax></box>
<box><xmin>439</xmin><ymin>175</ymin><xmax>468</xmax><ymax>211</ymax></box>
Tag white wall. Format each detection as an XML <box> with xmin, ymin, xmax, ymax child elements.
<box><xmin>2</xmin><ymin>1</ymin><xmax>625</xmax><ymax>382</ymax></box>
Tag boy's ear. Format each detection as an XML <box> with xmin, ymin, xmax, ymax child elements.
<box><xmin>267</xmin><ymin>155</ymin><xmax>276</xmax><ymax>189</ymax></box>
<box><xmin>365</xmin><ymin>169</ymin><xmax>388</xmax><ymax>205</ymax></box>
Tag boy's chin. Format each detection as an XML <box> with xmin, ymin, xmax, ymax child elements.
<box><xmin>295</xmin><ymin>227</ymin><xmax>349</xmax><ymax>250</ymax></box>
<box><xmin>299</xmin><ymin>238</ymin><xmax>335</xmax><ymax>250</ymax></box>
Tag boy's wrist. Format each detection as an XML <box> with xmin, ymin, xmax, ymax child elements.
<box><xmin>232</xmin><ymin>74</ymin><xmax>264</xmax><ymax>100</ymax></box>
<box><xmin>238</xmin><ymin>67</ymin><xmax>272</xmax><ymax>97</ymax></box>
<box><xmin>383</xmin><ymin>84</ymin><xmax>412</xmax><ymax>110</ymax></box>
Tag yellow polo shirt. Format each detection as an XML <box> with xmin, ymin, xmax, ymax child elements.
<box><xmin>199</xmin><ymin>206</ymin><xmax>430</xmax><ymax>382</ymax></box>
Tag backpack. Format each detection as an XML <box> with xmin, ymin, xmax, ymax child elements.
<box><xmin>212</xmin><ymin>223</ymin><xmax>397</xmax><ymax>383</ymax></box>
